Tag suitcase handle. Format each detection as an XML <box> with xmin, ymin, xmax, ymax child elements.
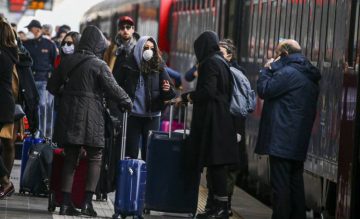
<box><xmin>168</xmin><ymin>101</ymin><xmax>188</xmax><ymax>139</ymax></box>
<box><xmin>120</xmin><ymin>112</ymin><xmax>128</xmax><ymax>160</ymax></box>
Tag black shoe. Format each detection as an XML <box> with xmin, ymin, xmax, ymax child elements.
<box><xmin>81</xmin><ymin>203</ymin><xmax>97</xmax><ymax>217</ymax></box>
<box><xmin>196</xmin><ymin>208</ymin><xmax>216</xmax><ymax>218</ymax></box>
<box><xmin>59</xmin><ymin>204</ymin><xmax>81</xmax><ymax>216</ymax></box>
<box><xmin>207</xmin><ymin>200</ymin><xmax>229</xmax><ymax>219</ymax></box>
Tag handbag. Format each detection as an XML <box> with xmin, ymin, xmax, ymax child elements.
<box><xmin>14</xmin><ymin>104</ymin><xmax>26</xmax><ymax>121</ymax></box>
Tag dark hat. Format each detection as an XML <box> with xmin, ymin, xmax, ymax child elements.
<box><xmin>25</xmin><ymin>19</ymin><xmax>42</xmax><ymax>29</ymax></box>
<box><xmin>118</xmin><ymin>16</ymin><xmax>134</xmax><ymax>26</ymax></box>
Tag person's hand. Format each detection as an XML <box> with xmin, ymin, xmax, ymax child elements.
<box><xmin>162</xmin><ymin>80</ymin><xmax>170</xmax><ymax>92</ymax></box>
<box><xmin>264</xmin><ymin>58</ymin><xmax>274</xmax><ymax>68</ymax></box>
<box><xmin>118</xmin><ymin>101</ymin><xmax>133</xmax><ymax>113</ymax></box>
<box><xmin>193</xmin><ymin>71</ymin><xmax>198</xmax><ymax>78</ymax></box>
<box><xmin>180</xmin><ymin>93</ymin><xmax>192</xmax><ymax>104</ymax></box>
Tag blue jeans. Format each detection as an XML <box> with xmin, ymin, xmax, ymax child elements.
<box><xmin>35</xmin><ymin>81</ymin><xmax>54</xmax><ymax>138</ymax></box>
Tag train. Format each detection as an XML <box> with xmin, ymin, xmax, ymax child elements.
<box><xmin>80</xmin><ymin>0</ymin><xmax>360</xmax><ymax>218</ymax></box>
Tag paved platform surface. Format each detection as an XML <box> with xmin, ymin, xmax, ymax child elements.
<box><xmin>0</xmin><ymin>161</ymin><xmax>271</xmax><ymax>219</ymax></box>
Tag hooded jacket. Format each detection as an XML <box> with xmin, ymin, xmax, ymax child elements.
<box><xmin>255</xmin><ymin>53</ymin><xmax>321</xmax><ymax>161</ymax></box>
<box><xmin>47</xmin><ymin>25</ymin><xmax>132</xmax><ymax>147</ymax></box>
<box><xmin>0</xmin><ymin>46</ymin><xmax>18</xmax><ymax>124</ymax></box>
<box><xmin>187</xmin><ymin>31</ymin><xmax>239</xmax><ymax>170</ymax></box>
<box><xmin>115</xmin><ymin>36</ymin><xmax>175</xmax><ymax>114</ymax></box>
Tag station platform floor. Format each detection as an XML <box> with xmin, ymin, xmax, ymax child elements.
<box><xmin>0</xmin><ymin>160</ymin><xmax>272</xmax><ymax>219</ymax></box>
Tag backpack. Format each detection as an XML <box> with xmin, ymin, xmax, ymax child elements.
<box><xmin>216</xmin><ymin>55</ymin><xmax>256</xmax><ymax>117</ymax></box>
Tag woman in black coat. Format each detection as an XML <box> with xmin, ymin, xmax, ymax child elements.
<box><xmin>181</xmin><ymin>31</ymin><xmax>239</xmax><ymax>219</ymax></box>
<box><xmin>0</xmin><ymin>17</ymin><xmax>17</xmax><ymax>199</ymax></box>
<box><xmin>47</xmin><ymin>25</ymin><xmax>132</xmax><ymax>217</ymax></box>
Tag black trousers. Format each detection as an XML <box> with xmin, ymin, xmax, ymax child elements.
<box><xmin>207</xmin><ymin>165</ymin><xmax>228</xmax><ymax>198</ymax></box>
<box><xmin>270</xmin><ymin>156</ymin><xmax>306</xmax><ymax>219</ymax></box>
<box><xmin>61</xmin><ymin>145</ymin><xmax>102</xmax><ymax>193</ymax></box>
<box><xmin>0</xmin><ymin>155</ymin><xmax>8</xmax><ymax>178</ymax></box>
<box><xmin>126</xmin><ymin>116</ymin><xmax>160</xmax><ymax>160</ymax></box>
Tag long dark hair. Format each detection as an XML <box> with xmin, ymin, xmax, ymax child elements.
<box><xmin>0</xmin><ymin>17</ymin><xmax>17</xmax><ymax>49</ymax></box>
<box><xmin>141</xmin><ymin>38</ymin><xmax>163</xmax><ymax>74</ymax></box>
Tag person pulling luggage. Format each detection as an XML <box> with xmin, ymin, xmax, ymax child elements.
<box><xmin>47</xmin><ymin>25</ymin><xmax>132</xmax><ymax>217</ymax></box>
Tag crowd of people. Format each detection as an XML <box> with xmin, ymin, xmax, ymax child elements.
<box><xmin>0</xmin><ymin>13</ymin><xmax>321</xmax><ymax>219</ymax></box>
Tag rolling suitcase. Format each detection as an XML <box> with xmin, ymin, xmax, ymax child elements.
<box><xmin>113</xmin><ymin>112</ymin><xmax>147</xmax><ymax>219</ymax></box>
<box><xmin>48</xmin><ymin>148</ymin><xmax>88</xmax><ymax>212</ymax></box>
<box><xmin>145</xmin><ymin>103</ymin><xmax>200</xmax><ymax>217</ymax></box>
<box><xmin>19</xmin><ymin>136</ymin><xmax>45</xmax><ymax>193</ymax></box>
<box><xmin>96</xmin><ymin>111</ymin><xmax>122</xmax><ymax>200</ymax></box>
<box><xmin>21</xmin><ymin>141</ymin><xmax>53</xmax><ymax>195</ymax></box>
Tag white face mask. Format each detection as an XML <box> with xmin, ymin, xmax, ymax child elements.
<box><xmin>142</xmin><ymin>49</ymin><xmax>154</xmax><ymax>61</ymax></box>
<box><xmin>62</xmin><ymin>44</ymin><xmax>75</xmax><ymax>54</ymax></box>
<box><xmin>26</xmin><ymin>31</ymin><xmax>35</xmax><ymax>40</ymax></box>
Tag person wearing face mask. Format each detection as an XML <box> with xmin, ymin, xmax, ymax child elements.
<box><xmin>114</xmin><ymin>36</ymin><xmax>176</xmax><ymax>160</ymax></box>
<box><xmin>49</xmin><ymin>31</ymin><xmax>80</xmax><ymax>115</ymax></box>
<box><xmin>54</xmin><ymin>31</ymin><xmax>80</xmax><ymax>69</ymax></box>
<box><xmin>23</xmin><ymin>19</ymin><xmax>58</xmax><ymax>138</ymax></box>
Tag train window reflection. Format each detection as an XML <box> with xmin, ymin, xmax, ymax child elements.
<box><xmin>325</xmin><ymin>0</ymin><xmax>336</xmax><ymax>62</ymax></box>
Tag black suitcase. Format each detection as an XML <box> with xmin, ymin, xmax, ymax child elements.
<box><xmin>96</xmin><ymin>110</ymin><xmax>122</xmax><ymax>200</ymax></box>
<box><xmin>145</xmin><ymin>103</ymin><xmax>200</xmax><ymax>217</ymax></box>
<box><xmin>21</xmin><ymin>142</ymin><xmax>53</xmax><ymax>196</ymax></box>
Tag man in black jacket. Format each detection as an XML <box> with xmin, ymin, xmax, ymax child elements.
<box><xmin>256</xmin><ymin>39</ymin><xmax>321</xmax><ymax>219</ymax></box>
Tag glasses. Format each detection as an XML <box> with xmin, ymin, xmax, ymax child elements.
<box><xmin>119</xmin><ymin>25</ymin><xmax>133</xmax><ymax>31</ymax></box>
<box><xmin>63</xmin><ymin>41</ymin><xmax>73</xmax><ymax>46</ymax></box>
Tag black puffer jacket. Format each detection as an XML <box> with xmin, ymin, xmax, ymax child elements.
<box><xmin>47</xmin><ymin>25</ymin><xmax>132</xmax><ymax>147</ymax></box>
<box><xmin>0</xmin><ymin>47</ymin><xmax>17</xmax><ymax>125</ymax></box>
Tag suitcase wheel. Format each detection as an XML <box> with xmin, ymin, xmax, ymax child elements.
<box><xmin>47</xmin><ymin>192</ymin><xmax>56</xmax><ymax>212</ymax></box>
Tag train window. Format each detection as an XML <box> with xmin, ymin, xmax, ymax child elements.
<box><xmin>278</xmin><ymin>0</ymin><xmax>287</xmax><ymax>41</ymax></box>
<box><xmin>267</xmin><ymin>0</ymin><xmax>277</xmax><ymax>59</ymax></box>
<box><xmin>284</xmin><ymin>0</ymin><xmax>292</xmax><ymax>38</ymax></box>
<box><xmin>294</xmin><ymin>0</ymin><xmax>303</xmax><ymax>40</ymax></box>
<box><xmin>311</xmin><ymin>1</ymin><xmax>322</xmax><ymax>62</ymax></box>
<box><xmin>348</xmin><ymin>0</ymin><xmax>360</xmax><ymax>69</ymax></box>
<box><xmin>306</xmin><ymin>0</ymin><xmax>315</xmax><ymax>59</ymax></box>
<box><xmin>273</xmin><ymin>0</ymin><xmax>282</xmax><ymax>48</ymax></box>
<box><xmin>258</xmin><ymin>1</ymin><xmax>268</xmax><ymax>60</ymax></box>
<box><xmin>319</xmin><ymin>0</ymin><xmax>329</xmax><ymax>64</ymax></box>
<box><xmin>245</xmin><ymin>1</ymin><xmax>254</xmax><ymax>59</ymax></box>
<box><xmin>325</xmin><ymin>0</ymin><xmax>336</xmax><ymax>62</ymax></box>
<box><xmin>356</xmin><ymin>2</ymin><xmax>360</xmax><ymax>71</ymax></box>
<box><xmin>289</xmin><ymin>1</ymin><xmax>297</xmax><ymax>40</ymax></box>
<box><xmin>252</xmin><ymin>2</ymin><xmax>259</xmax><ymax>59</ymax></box>
<box><xmin>241</xmin><ymin>1</ymin><xmax>252</xmax><ymax>60</ymax></box>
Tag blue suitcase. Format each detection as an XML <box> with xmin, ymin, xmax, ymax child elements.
<box><xmin>20</xmin><ymin>137</ymin><xmax>44</xmax><ymax>193</ymax></box>
<box><xmin>144</xmin><ymin>104</ymin><xmax>200</xmax><ymax>217</ymax></box>
<box><xmin>113</xmin><ymin>112</ymin><xmax>147</xmax><ymax>219</ymax></box>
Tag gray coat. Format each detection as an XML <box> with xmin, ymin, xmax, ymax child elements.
<box><xmin>47</xmin><ymin>26</ymin><xmax>132</xmax><ymax>147</ymax></box>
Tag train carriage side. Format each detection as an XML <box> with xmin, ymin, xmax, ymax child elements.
<box><xmin>231</xmin><ymin>0</ymin><xmax>360</xmax><ymax>217</ymax></box>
